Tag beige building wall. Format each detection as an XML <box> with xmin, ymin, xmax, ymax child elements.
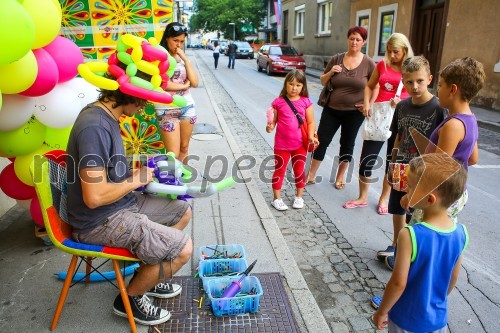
<box><xmin>350</xmin><ymin>0</ymin><xmax>413</xmax><ymax>61</ymax></box>
<box><xmin>281</xmin><ymin>0</ymin><xmax>351</xmax><ymax>70</ymax></box>
<box><xmin>441</xmin><ymin>0</ymin><xmax>499</xmax><ymax>109</ymax></box>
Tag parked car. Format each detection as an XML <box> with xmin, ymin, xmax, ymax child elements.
<box><xmin>256</xmin><ymin>44</ymin><xmax>306</xmax><ymax>75</ymax></box>
<box><xmin>225</xmin><ymin>41</ymin><xmax>254</xmax><ymax>59</ymax></box>
<box><xmin>219</xmin><ymin>41</ymin><xmax>227</xmax><ymax>54</ymax></box>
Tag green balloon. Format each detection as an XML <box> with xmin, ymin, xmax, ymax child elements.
<box><xmin>45</xmin><ymin>125</ymin><xmax>72</xmax><ymax>150</ymax></box>
<box><xmin>172</xmin><ymin>95</ymin><xmax>187</xmax><ymax>108</ymax></box>
<box><xmin>167</xmin><ymin>54</ymin><xmax>177</xmax><ymax>78</ymax></box>
<box><xmin>0</xmin><ymin>0</ymin><xmax>35</xmax><ymax>65</ymax></box>
<box><xmin>0</xmin><ymin>116</ymin><xmax>46</xmax><ymax>156</ymax></box>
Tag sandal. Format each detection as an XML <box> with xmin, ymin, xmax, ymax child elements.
<box><xmin>377</xmin><ymin>204</ymin><xmax>389</xmax><ymax>215</ymax></box>
<box><xmin>306</xmin><ymin>179</ymin><xmax>316</xmax><ymax>185</ymax></box>
<box><xmin>334</xmin><ymin>181</ymin><xmax>345</xmax><ymax>190</ymax></box>
<box><xmin>343</xmin><ymin>200</ymin><xmax>368</xmax><ymax>209</ymax></box>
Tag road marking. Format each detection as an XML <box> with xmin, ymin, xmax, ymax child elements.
<box><xmin>471</xmin><ymin>165</ymin><xmax>500</xmax><ymax>169</ymax></box>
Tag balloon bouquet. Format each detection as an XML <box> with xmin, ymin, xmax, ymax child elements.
<box><xmin>0</xmin><ymin>0</ymin><xmax>95</xmax><ymax>230</ymax></box>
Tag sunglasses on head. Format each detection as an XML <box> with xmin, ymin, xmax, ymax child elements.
<box><xmin>169</xmin><ymin>25</ymin><xmax>187</xmax><ymax>33</ymax></box>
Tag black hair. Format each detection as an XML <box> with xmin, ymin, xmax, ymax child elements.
<box><xmin>160</xmin><ymin>22</ymin><xmax>188</xmax><ymax>53</ymax></box>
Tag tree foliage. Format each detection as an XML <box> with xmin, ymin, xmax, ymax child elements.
<box><xmin>190</xmin><ymin>0</ymin><xmax>266</xmax><ymax>40</ymax></box>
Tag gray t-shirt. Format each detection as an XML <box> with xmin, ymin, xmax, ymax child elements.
<box><xmin>390</xmin><ymin>96</ymin><xmax>448</xmax><ymax>163</ymax></box>
<box><xmin>66</xmin><ymin>104</ymin><xmax>135</xmax><ymax>233</ymax></box>
<box><xmin>324</xmin><ymin>53</ymin><xmax>375</xmax><ymax>111</ymax></box>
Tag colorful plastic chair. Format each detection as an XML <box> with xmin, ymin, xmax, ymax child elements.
<box><xmin>31</xmin><ymin>157</ymin><xmax>140</xmax><ymax>332</ymax></box>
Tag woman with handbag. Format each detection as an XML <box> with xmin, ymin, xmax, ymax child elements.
<box><xmin>306</xmin><ymin>26</ymin><xmax>376</xmax><ymax>190</ymax></box>
<box><xmin>344</xmin><ymin>33</ymin><xmax>413</xmax><ymax>222</ymax></box>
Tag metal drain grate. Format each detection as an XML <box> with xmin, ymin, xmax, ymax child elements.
<box><xmin>150</xmin><ymin>273</ymin><xmax>300</xmax><ymax>333</ymax></box>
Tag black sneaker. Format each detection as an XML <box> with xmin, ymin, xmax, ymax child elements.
<box><xmin>130</xmin><ymin>269</ymin><xmax>182</xmax><ymax>299</ymax></box>
<box><xmin>113</xmin><ymin>294</ymin><xmax>171</xmax><ymax>326</ymax></box>
<box><xmin>145</xmin><ymin>281</ymin><xmax>182</xmax><ymax>299</ymax></box>
<box><xmin>385</xmin><ymin>255</ymin><xmax>395</xmax><ymax>271</ymax></box>
<box><xmin>376</xmin><ymin>245</ymin><xmax>396</xmax><ymax>261</ymax></box>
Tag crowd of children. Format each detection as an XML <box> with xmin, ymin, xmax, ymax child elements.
<box><xmin>265</xmin><ymin>28</ymin><xmax>485</xmax><ymax>332</ymax></box>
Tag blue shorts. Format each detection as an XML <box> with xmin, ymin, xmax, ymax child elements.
<box><xmin>156</xmin><ymin>104</ymin><xmax>197</xmax><ymax>132</ymax></box>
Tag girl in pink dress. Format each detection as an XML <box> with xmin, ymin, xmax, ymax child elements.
<box><xmin>266</xmin><ymin>70</ymin><xmax>317</xmax><ymax>211</ymax></box>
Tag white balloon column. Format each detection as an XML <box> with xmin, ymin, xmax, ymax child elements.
<box><xmin>0</xmin><ymin>0</ymin><xmax>92</xmax><ymax>227</ymax></box>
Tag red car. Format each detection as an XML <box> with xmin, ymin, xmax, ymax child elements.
<box><xmin>256</xmin><ymin>44</ymin><xmax>306</xmax><ymax>75</ymax></box>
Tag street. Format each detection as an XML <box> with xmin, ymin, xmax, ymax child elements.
<box><xmin>194</xmin><ymin>48</ymin><xmax>500</xmax><ymax>333</ymax></box>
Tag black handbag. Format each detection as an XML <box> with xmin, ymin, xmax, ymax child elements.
<box><xmin>317</xmin><ymin>80</ymin><xmax>333</xmax><ymax>107</ymax></box>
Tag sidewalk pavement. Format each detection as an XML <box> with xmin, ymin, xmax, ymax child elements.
<box><xmin>305</xmin><ymin>67</ymin><xmax>500</xmax><ymax>133</ymax></box>
<box><xmin>0</xmin><ymin>61</ymin><xmax>330</xmax><ymax>332</ymax></box>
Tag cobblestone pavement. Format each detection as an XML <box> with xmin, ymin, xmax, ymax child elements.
<box><xmin>196</xmin><ymin>55</ymin><xmax>385</xmax><ymax>333</ymax></box>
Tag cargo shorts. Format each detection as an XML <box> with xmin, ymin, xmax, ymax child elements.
<box><xmin>73</xmin><ymin>193</ymin><xmax>190</xmax><ymax>265</ymax></box>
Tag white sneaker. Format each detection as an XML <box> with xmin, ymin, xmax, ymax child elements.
<box><xmin>292</xmin><ymin>197</ymin><xmax>304</xmax><ymax>209</ymax></box>
<box><xmin>271</xmin><ymin>198</ymin><xmax>288</xmax><ymax>211</ymax></box>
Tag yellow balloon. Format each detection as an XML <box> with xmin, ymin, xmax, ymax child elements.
<box><xmin>50</xmin><ymin>0</ymin><xmax>62</xmax><ymax>19</ymax></box>
<box><xmin>22</xmin><ymin>0</ymin><xmax>61</xmax><ymax>49</ymax></box>
<box><xmin>0</xmin><ymin>0</ymin><xmax>35</xmax><ymax>65</ymax></box>
<box><xmin>14</xmin><ymin>144</ymin><xmax>51</xmax><ymax>186</ymax></box>
<box><xmin>0</xmin><ymin>51</ymin><xmax>37</xmax><ymax>94</ymax></box>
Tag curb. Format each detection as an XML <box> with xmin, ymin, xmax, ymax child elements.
<box><xmin>477</xmin><ymin>119</ymin><xmax>500</xmax><ymax>133</ymax></box>
<box><xmin>195</xmin><ymin>56</ymin><xmax>332</xmax><ymax>333</ymax></box>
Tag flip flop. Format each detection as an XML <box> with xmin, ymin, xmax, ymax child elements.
<box><xmin>377</xmin><ymin>204</ymin><xmax>389</xmax><ymax>215</ymax></box>
<box><xmin>343</xmin><ymin>200</ymin><xmax>368</xmax><ymax>209</ymax></box>
<box><xmin>334</xmin><ymin>181</ymin><xmax>345</xmax><ymax>190</ymax></box>
<box><xmin>306</xmin><ymin>179</ymin><xmax>316</xmax><ymax>185</ymax></box>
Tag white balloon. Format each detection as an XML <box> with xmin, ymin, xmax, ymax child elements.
<box><xmin>0</xmin><ymin>94</ymin><xmax>38</xmax><ymax>131</ymax></box>
<box><xmin>35</xmin><ymin>84</ymin><xmax>81</xmax><ymax>128</ymax></box>
<box><xmin>62</xmin><ymin>77</ymin><xmax>100</xmax><ymax>108</ymax></box>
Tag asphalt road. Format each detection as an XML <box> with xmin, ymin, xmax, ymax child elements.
<box><xmin>195</xmin><ymin>49</ymin><xmax>500</xmax><ymax>333</ymax></box>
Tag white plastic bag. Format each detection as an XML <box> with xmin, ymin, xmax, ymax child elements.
<box><xmin>361</xmin><ymin>101</ymin><xmax>395</xmax><ymax>141</ymax></box>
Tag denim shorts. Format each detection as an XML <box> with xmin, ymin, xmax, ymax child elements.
<box><xmin>72</xmin><ymin>193</ymin><xmax>190</xmax><ymax>265</ymax></box>
<box><xmin>156</xmin><ymin>104</ymin><xmax>197</xmax><ymax>132</ymax></box>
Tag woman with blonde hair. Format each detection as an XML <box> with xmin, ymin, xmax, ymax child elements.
<box><xmin>343</xmin><ymin>33</ymin><xmax>413</xmax><ymax>259</ymax></box>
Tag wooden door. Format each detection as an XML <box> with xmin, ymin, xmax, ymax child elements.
<box><xmin>414</xmin><ymin>3</ymin><xmax>445</xmax><ymax>78</ymax></box>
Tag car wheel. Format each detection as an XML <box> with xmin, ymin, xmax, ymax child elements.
<box><xmin>267</xmin><ymin>64</ymin><xmax>273</xmax><ymax>76</ymax></box>
<box><xmin>257</xmin><ymin>61</ymin><xmax>262</xmax><ymax>72</ymax></box>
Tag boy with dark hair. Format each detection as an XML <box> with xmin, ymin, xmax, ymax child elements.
<box><xmin>66</xmin><ymin>86</ymin><xmax>193</xmax><ymax>326</ymax></box>
<box><xmin>373</xmin><ymin>153</ymin><xmax>469</xmax><ymax>332</ymax></box>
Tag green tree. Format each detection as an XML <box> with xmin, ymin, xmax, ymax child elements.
<box><xmin>190</xmin><ymin>0</ymin><xmax>266</xmax><ymax>40</ymax></box>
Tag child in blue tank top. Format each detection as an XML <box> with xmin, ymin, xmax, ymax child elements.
<box><xmin>373</xmin><ymin>153</ymin><xmax>469</xmax><ymax>332</ymax></box>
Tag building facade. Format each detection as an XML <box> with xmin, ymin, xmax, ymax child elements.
<box><xmin>280</xmin><ymin>0</ymin><xmax>499</xmax><ymax>109</ymax></box>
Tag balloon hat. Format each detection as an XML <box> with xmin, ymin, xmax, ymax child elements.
<box><xmin>77</xmin><ymin>34</ymin><xmax>186</xmax><ymax>107</ymax></box>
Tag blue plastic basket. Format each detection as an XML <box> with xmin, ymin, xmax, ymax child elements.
<box><xmin>206</xmin><ymin>276</ymin><xmax>263</xmax><ymax>317</ymax></box>
<box><xmin>199</xmin><ymin>258</ymin><xmax>248</xmax><ymax>291</ymax></box>
<box><xmin>198</xmin><ymin>244</ymin><xmax>246</xmax><ymax>261</ymax></box>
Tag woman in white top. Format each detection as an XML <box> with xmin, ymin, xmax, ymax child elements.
<box><xmin>213</xmin><ymin>41</ymin><xmax>220</xmax><ymax>69</ymax></box>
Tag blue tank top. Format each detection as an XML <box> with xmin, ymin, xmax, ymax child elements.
<box><xmin>389</xmin><ymin>222</ymin><xmax>468</xmax><ymax>332</ymax></box>
<box><xmin>428</xmin><ymin>114</ymin><xmax>478</xmax><ymax>171</ymax></box>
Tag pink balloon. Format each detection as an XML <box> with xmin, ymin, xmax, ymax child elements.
<box><xmin>19</xmin><ymin>48</ymin><xmax>59</xmax><ymax>97</ymax></box>
<box><xmin>0</xmin><ymin>163</ymin><xmax>36</xmax><ymax>200</ymax></box>
<box><xmin>30</xmin><ymin>196</ymin><xmax>44</xmax><ymax>227</ymax></box>
<box><xmin>43</xmin><ymin>36</ymin><xmax>84</xmax><ymax>83</ymax></box>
